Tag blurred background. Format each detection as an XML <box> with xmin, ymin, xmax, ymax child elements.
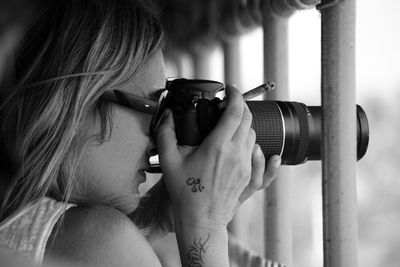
<box><xmin>160</xmin><ymin>0</ymin><xmax>400</xmax><ymax>266</ymax></box>
<box><xmin>1</xmin><ymin>0</ymin><xmax>399</xmax><ymax>266</ymax></box>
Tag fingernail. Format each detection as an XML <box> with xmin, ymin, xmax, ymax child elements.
<box><xmin>274</xmin><ymin>156</ymin><xmax>281</xmax><ymax>168</ymax></box>
<box><xmin>256</xmin><ymin>145</ymin><xmax>263</xmax><ymax>157</ymax></box>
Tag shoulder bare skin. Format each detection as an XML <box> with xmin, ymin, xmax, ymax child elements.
<box><xmin>44</xmin><ymin>205</ymin><xmax>162</xmax><ymax>267</ymax></box>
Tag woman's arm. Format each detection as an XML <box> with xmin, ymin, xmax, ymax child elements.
<box><xmin>128</xmin><ymin>182</ymin><xmax>230</xmax><ymax>266</ymax></box>
<box><xmin>174</xmin><ymin>220</ymin><xmax>229</xmax><ymax>267</ymax></box>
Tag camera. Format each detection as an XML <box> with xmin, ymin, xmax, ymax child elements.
<box><xmin>162</xmin><ymin>78</ymin><xmax>369</xmax><ymax>165</ymax></box>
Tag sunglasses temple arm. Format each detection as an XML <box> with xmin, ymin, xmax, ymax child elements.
<box><xmin>103</xmin><ymin>90</ymin><xmax>157</xmax><ymax>114</ymax></box>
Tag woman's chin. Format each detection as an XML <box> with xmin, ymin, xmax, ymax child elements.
<box><xmin>100</xmin><ymin>191</ymin><xmax>142</xmax><ymax>214</ymax></box>
<box><xmin>70</xmin><ymin>192</ymin><xmax>141</xmax><ymax>215</ymax></box>
<box><xmin>112</xmin><ymin>195</ymin><xmax>141</xmax><ymax>214</ymax></box>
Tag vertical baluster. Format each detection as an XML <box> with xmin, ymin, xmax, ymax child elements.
<box><xmin>223</xmin><ymin>36</ymin><xmax>244</xmax><ymax>238</ymax></box>
<box><xmin>262</xmin><ymin>2</ymin><xmax>293</xmax><ymax>266</ymax></box>
<box><xmin>319</xmin><ymin>0</ymin><xmax>358</xmax><ymax>266</ymax></box>
<box><xmin>223</xmin><ymin>37</ymin><xmax>242</xmax><ymax>90</ymax></box>
<box><xmin>192</xmin><ymin>49</ymin><xmax>213</xmax><ymax>79</ymax></box>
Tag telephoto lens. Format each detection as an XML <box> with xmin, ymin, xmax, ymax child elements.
<box><xmin>246</xmin><ymin>101</ymin><xmax>369</xmax><ymax>165</ymax></box>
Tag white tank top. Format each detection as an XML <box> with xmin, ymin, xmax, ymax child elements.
<box><xmin>0</xmin><ymin>197</ymin><xmax>75</xmax><ymax>265</ymax></box>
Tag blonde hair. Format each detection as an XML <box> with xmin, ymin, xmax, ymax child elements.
<box><xmin>0</xmin><ymin>0</ymin><xmax>164</xmax><ymax>220</ymax></box>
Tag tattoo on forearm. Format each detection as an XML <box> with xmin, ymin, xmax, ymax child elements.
<box><xmin>186</xmin><ymin>177</ymin><xmax>205</xmax><ymax>192</ymax></box>
<box><xmin>186</xmin><ymin>234</ymin><xmax>210</xmax><ymax>267</ymax></box>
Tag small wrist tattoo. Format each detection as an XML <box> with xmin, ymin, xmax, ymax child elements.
<box><xmin>186</xmin><ymin>177</ymin><xmax>205</xmax><ymax>193</ymax></box>
<box><xmin>186</xmin><ymin>234</ymin><xmax>210</xmax><ymax>267</ymax></box>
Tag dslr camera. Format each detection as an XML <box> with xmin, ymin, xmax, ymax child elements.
<box><xmin>160</xmin><ymin>78</ymin><xmax>369</xmax><ymax>165</ymax></box>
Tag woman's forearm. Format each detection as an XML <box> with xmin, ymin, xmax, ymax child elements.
<box><xmin>174</xmin><ymin>222</ymin><xmax>229</xmax><ymax>267</ymax></box>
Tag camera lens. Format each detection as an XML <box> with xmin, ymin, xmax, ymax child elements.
<box><xmin>246</xmin><ymin>101</ymin><xmax>369</xmax><ymax>165</ymax></box>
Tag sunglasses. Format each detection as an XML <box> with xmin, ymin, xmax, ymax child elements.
<box><xmin>101</xmin><ymin>88</ymin><xmax>168</xmax><ymax>135</ymax></box>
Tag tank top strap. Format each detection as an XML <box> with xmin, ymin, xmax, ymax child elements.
<box><xmin>0</xmin><ymin>197</ymin><xmax>76</xmax><ymax>265</ymax></box>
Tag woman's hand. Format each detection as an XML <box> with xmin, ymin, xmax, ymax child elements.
<box><xmin>156</xmin><ymin>85</ymin><xmax>281</xmax><ymax>229</ymax></box>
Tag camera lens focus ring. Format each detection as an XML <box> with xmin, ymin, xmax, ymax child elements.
<box><xmin>246</xmin><ymin>101</ymin><xmax>284</xmax><ymax>160</ymax></box>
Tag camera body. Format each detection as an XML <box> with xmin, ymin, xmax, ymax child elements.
<box><xmin>164</xmin><ymin>79</ymin><xmax>225</xmax><ymax>146</ymax></box>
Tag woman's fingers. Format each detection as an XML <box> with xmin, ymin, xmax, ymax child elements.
<box><xmin>238</xmin><ymin>149</ymin><xmax>281</xmax><ymax>204</ymax></box>
<box><xmin>205</xmin><ymin>85</ymin><xmax>244</xmax><ymax>144</ymax></box>
<box><xmin>238</xmin><ymin>144</ymin><xmax>265</xmax><ymax>203</ymax></box>
<box><xmin>232</xmin><ymin>102</ymin><xmax>253</xmax><ymax>144</ymax></box>
<box><xmin>262</xmin><ymin>155</ymin><xmax>281</xmax><ymax>188</ymax></box>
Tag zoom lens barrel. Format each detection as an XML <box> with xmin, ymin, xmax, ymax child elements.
<box><xmin>246</xmin><ymin>101</ymin><xmax>369</xmax><ymax>165</ymax></box>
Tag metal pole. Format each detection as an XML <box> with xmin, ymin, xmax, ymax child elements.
<box><xmin>262</xmin><ymin>2</ymin><xmax>293</xmax><ymax>266</ymax></box>
<box><xmin>222</xmin><ymin>36</ymin><xmax>245</xmax><ymax>239</ymax></box>
<box><xmin>223</xmin><ymin>37</ymin><xmax>242</xmax><ymax>90</ymax></box>
<box><xmin>166</xmin><ymin>50</ymin><xmax>194</xmax><ymax>79</ymax></box>
<box><xmin>191</xmin><ymin>48</ymin><xmax>213</xmax><ymax>79</ymax></box>
<box><xmin>319</xmin><ymin>0</ymin><xmax>358</xmax><ymax>266</ymax></box>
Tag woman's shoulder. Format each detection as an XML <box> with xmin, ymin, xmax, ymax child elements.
<box><xmin>44</xmin><ymin>205</ymin><xmax>162</xmax><ymax>267</ymax></box>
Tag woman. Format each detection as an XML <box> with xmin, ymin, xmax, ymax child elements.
<box><xmin>0</xmin><ymin>0</ymin><xmax>281</xmax><ymax>266</ymax></box>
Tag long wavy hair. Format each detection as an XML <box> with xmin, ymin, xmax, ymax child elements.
<box><xmin>0</xmin><ymin>0</ymin><xmax>164</xmax><ymax>220</ymax></box>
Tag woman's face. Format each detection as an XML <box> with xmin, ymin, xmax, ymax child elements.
<box><xmin>74</xmin><ymin>51</ymin><xmax>166</xmax><ymax>214</ymax></box>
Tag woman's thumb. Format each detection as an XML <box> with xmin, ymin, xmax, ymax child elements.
<box><xmin>156</xmin><ymin>109</ymin><xmax>179</xmax><ymax>160</ymax></box>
